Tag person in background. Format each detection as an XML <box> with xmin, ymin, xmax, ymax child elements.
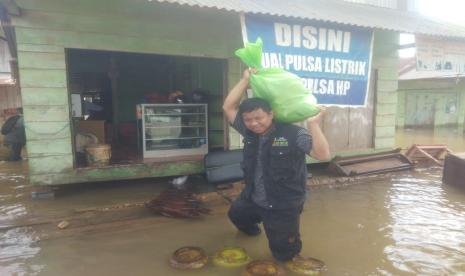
<box><xmin>3</xmin><ymin>108</ymin><xmax>26</xmax><ymax>161</ymax></box>
<box><xmin>222</xmin><ymin>68</ymin><xmax>330</xmax><ymax>262</ymax></box>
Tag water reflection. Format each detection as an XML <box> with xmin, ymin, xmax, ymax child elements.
<box><xmin>1</xmin><ymin>161</ymin><xmax>465</xmax><ymax>275</ymax></box>
<box><xmin>0</xmin><ymin>228</ymin><xmax>42</xmax><ymax>276</ymax></box>
<box><xmin>0</xmin><ymin>161</ymin><xmax>42</xmax><ymax>276</ymax></box>
<box><xmin>396</xmin><ymin>126</ymin><xmax>465</xmax><ymax>152</ymax></box>
<box><xmin>385</xmin><ymin>168</ymin><xmax>465</xmax><ymax>275</ymax></box>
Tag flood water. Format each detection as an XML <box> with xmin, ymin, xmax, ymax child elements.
<box><xmin>1</xmin><ymin>127</ymin><xmax>465</xmax><ymax>276</ymax></box>
<box><xmin>396</xmin><ymin>126</ymin><xmax>465</xmax><ymax>152</ymax></box>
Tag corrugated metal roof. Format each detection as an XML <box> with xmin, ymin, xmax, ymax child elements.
<box><xmin>343</xmin><ymin>0</ymin><xmax>397</xmax><ymax>9</ymax></box>
<box><xmin>154</xmin><ymin>0</ymin><xmax>465</xmax><ymax>39</ymax></box>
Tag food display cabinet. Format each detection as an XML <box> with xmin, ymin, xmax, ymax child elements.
<box><xmin>139</xmin><ymin>104</ymin><xmax>208</xmax><ymax>158</ymax></box>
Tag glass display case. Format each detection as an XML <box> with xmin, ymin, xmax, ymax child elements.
<box><xmin>139</xmin><ymin>104</ymin><xmax>208</xmax><ymax>158</ymax></box>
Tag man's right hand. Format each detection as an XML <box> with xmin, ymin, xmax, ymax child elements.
<box><xmin>223</xmin><ymin>68</ymin><xmax>257</xmax><ymax>124</ymax></box>
<box><xmin>242</xmin><ymin>68</ymin><xmax>257</xmax><ymax>82</ymax></box>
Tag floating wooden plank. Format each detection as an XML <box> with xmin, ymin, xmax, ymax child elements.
<box><xmin>405</xmin><ymin>144</ymin><xmax>452</xmax><ymax>166</ymax></box>
<box><xmin>329</xmin><ymin>149</ymin><xmax>413</xmax><ymax>176</ymax></box>
<box><xmin>443</xmin><ymin>152</ymin><xmax>465</xmax><ymax>188</ymax></box>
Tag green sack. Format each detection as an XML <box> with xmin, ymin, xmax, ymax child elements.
<box><xmin>235</xmin><ymin>38</ymin><xmax>320</xmax><ymax>123</ymax></box>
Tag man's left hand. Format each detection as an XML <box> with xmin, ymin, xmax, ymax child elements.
<box><xmin>307</xmin><ymin>106</ymin><xmax>326</xmax><ymax>126</ymax></box>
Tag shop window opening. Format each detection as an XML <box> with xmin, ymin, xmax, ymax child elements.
<box><xmin>66</xmin><ymin>49</ymin><xmax>226</xmax><ymax>168</ymax></box>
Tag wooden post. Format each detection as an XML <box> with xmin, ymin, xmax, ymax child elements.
<box><xmin>109</xmin><ymin>56</ymin><xmax>119</xmax><ymax>143</ymax></box>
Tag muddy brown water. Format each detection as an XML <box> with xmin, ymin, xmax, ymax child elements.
<box><xmin>396</xmin><ymin>126</ymin><xmax>465</xmax><ymax>152</ymax></box>
<box><xmin>1</xmin><ymin>127</ymin><xmax>465</xmax><ymax>276</ymax></box>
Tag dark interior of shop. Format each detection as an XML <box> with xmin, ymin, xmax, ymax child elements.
<box><xmin>66</xmin><ymin>49</ymin><xmax>226</xmax><ymax>167</ymax></box>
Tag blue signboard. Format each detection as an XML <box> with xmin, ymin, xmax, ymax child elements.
<box><xmin>241</xmin><ymin>14</ymin><xmax>373</xmax><ymax>106</ymax></box>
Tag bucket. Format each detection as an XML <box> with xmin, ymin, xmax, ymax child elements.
<box><xmin>85</xmin><ymin>144</ymin><xmax>111</xmax><ymax>167</ymax></box>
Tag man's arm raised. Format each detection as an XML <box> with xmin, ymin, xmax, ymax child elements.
<box><xmin>223</xmin><ymin>69</ymin><xmax>254</xmax><ymax>124</ymax></box>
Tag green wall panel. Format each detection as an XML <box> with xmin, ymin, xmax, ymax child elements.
<box><xmin>27</xmin><ymin>138</ymin><xmax>73</xmax><ymax>157</ymax></box>
<box><xmin>19</xmin><ymin>68</ymin><xmax>67</xmax><ymax>88</ymax></box>
<box><xmin>208</xmin><ymin>133</ymin><xmax>224</xmax><ymax>148</ymax></box>
<box><xmin>376</xmin><ymin>102</ymin><xmax>397</xmax><ymax>115</ymax></box>
<box><xmin>17</xmin><ymin>43</ymin><xmax>64</xmax><ymax>53</ymax></box>
<box><xmin>18</xmin><ymin>51</ymin><xmax>65</xmax><ymax>69</ymax></box>
<box><xmin>25</xmin><ymin>121</ymin><xmax>71</xmax><ymax>140</ymax></box>
<box><xmin>21</xmin><ymin>87</ymin><xmax>69</xmax><ymax>106</ymax></box>
<box><xmin>375</xmin><ymin>126</ymin><xmax>395</xmax><ymax>137</ymax></box>
<box><xmin>459</xmin><ymin>89</ymin><xmax>465</xmax><ymax>125</ymax></box>
<box><xmin>377</xmin><ymin>67</ymin><xmax>398</xmax><ymax>81</ymax></box>
<box><xmin>397</xmin><ymin>78</ymin><xmax>465</xmax><ymax>127</ymax></box>
<box><xmin>13</xmin><ymin>0</ymin><xmax>408</xmax><ymax>184</ymax></box>
<box><xmin>372</xmin><ymin>30</ymin><xmax>399</xmax><ymax>149</ymax></box>
<box><xmin>396</xmin><ymin>90</ymin><xmax>405</xmax><ymax>127</ymax></box>
<box><xmin>13</xmin><ymin>0</ymin><xmax>244</xmax><ymax>185</ymax></box>
<box><xmin>29</xmin><ymin>160</ymin><xmax>204</xmax><ymax>186</ymax></box>
<box><xmin>374</xmin><ymin>137</ymin><xmax>395</xmax><ymax>149</ymax></box>
<box><xmin>208</xmin><ymin>116</ymin><xmax>224</xmax><ymax>130</ymax></box>
<box><xmin>23</xmin><ymin>105</ymin><xmax>69</xmax><ymax>122</ymax></box>
<box><xmin>28</xmin><ymin>154</ymin><xmax>74</xmax><ymax>174</ymax></box>
<box><xmin>376</xmin><ymin>114</ymin><xmax>396</xmax><ymax>127</ymax></box>
<box><xmin>377</xmin><ymin>80</ymin><xmax>398</xmax><ymax>92</ymax></box>
<box><xmin>377</xmin><ymin>91</ymin><xmax>397</xmax><ymax>104</ymax></box>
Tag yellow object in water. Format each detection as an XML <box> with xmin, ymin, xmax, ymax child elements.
<box><xmin>285</xmin><ymin>255</ymin><xmax>326</xmax><ymax>275</ymax></box>
<box><xmin>213</xmin><ymin>247</ymin><xmax>252</xmax><ymax>268</ymax></box>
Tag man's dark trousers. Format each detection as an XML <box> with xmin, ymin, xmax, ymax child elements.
<box><xmin>228</xmin><ymin>197</ymin><xmax>303</xmax><ymax>261</ymax></box>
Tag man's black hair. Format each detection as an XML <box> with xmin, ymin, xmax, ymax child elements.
<box><xmin>238</xmin><ymin>98</ymin><xmax>272</xmax><ymax>115</ymax></box>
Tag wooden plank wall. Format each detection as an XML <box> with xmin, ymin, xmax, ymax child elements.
<box><xmin>12</xmin><ymin>0</ymin><xmax>243</xmax><ymax>184</ymax></box>
<box><xmin>460</xmin><ymin>83</ymin><xmax>465</xmax><ymax>129</ymax></box>
<box><xmin>11</xmin><ymin>0</ymin><xmax>401</xmax><ymax>183</ymax></box>
<box><xmin>0</xmin><ymin>41</ymin><xmax>12</xmax><ymax>74</ymax></box>
<box><xmin>227</xmin><ymin>57</ymin><xmax>246</xmax><ymax>150</ymax></box>
<box><xmin>0</xmin><ymin>84</ymin><xmax>21</xmax><ymax>112</ymax></box>
<box><xmin>323</xmin><ymin>69</ymin><xmax>375</xmax><ymax>154</ymax></box>
<box><xmin>307</xmin><ymin>30</ymin><xmax>400</xmax><ymax>154</ymax></box>
<box><xmin>372</xmin><ymin>31</ymin><xmax>399</xmax><ymax>149</ymax></box>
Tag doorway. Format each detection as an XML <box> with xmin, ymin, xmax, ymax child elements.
<box><xmin>66</xmin><ymin>49</ymin><xmax>226</xmax><ymax>167</ymax></box>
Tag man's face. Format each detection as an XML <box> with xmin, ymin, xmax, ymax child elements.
<box><xmin>242</xmin><ymin>108</ymin><xmax>274</xmax><ymax>135</ymax></box>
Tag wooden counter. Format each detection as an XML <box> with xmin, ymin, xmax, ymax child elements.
<box><xmin>76</xmin><ymin>120</ymin><xmax>106</xmax><ymax>144</ymax></box>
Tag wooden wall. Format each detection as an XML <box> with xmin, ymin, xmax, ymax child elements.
<box><xmin>0</xmin><ymin>84</ymin><xmax>20</xmax><ymax>112</ymax></box>
<box><xmin>12</xmin><ymin>0</ymin><xmax>242</xmax><ymax>184</ymax></box>
<box><xmin>11</xmin><ymin>0</ymin><xmax>400</xmax><ymax>184</ymax></box>
<box><xmin>372</xmin><ymin>31</ymin><xmax>399</xmax><ymax>150</ymax></box>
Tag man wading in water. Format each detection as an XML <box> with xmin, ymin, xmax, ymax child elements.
<box><xmin>223</xmin><ymin>68</ymin><xmax>330</xmax><ymax>262</ymax></box>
